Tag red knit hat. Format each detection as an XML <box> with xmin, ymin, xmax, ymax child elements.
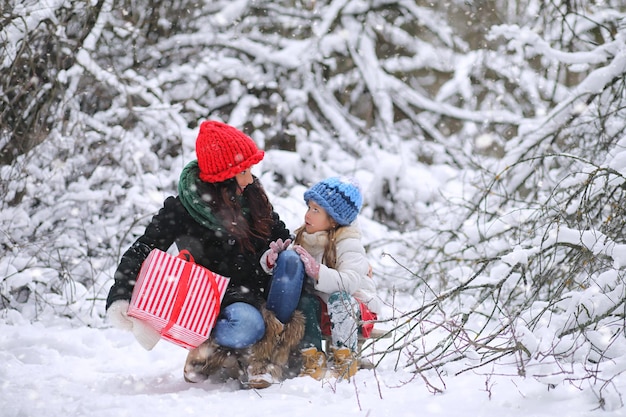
<box><xmin>195</xmin><ymin>120</ymin><xmax>265</xmax><ymax>183</ymax></box>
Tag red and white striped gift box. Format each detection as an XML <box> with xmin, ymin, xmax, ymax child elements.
<box><xmin>127</xmin><ymin>249</ymin><xmax>230</xmax><ymax>350</ymax></box>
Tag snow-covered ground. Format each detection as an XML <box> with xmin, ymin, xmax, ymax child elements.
<box><xmin>1</xmin><ymin>311</ymin><xmax>623</xmax><ymax>417</ymax></box>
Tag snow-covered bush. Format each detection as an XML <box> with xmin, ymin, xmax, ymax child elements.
<box><xmin>371</xmin><ymin>2</ymin><xmax>626</xmax><ymax>408</ymax></box>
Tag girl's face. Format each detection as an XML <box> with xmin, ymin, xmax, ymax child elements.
<box><xmin>304</xmin><ymin>201</ymin><xmax>336</xmax><ymax>234</ymax></box>
<box><xmin>235</xmin><ymin>168</ymin><xmax>254</xmax><ymax>194</ymax></box>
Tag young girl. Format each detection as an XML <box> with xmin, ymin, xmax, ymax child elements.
<box><xmin>265</xmin><ymin>176</ymin><xmax>381</xmax><ymax>380</ymax></box>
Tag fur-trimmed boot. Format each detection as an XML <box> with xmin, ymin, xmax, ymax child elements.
<box><xmin>243</xmin><ymin>306</ymin><xmax>284</xmax><ymax>389</ymax></box>
<box><xmin>183</xmin><ymin>338</ymin><xmax>240</xmax><ymax>383</ymax></box>
<box><xmin>270</xmin><ymin>309</ymin><xmax>305</xmax><ymax>370</ymax></box>
<box><xmin>242</xmin><ymin>306</ymin><xmax>305</xmax><ymax>389</ymax></box>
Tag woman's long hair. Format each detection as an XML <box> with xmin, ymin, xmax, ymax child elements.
<box><xmin>196</xmin><ymin>176</ymin><xmax>274</xmax><ymax>252</ymax></box>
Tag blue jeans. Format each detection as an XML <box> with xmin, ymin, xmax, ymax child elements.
<box><xmin>212</xmin><ymin>302</ymin><xmax>265</xmax><ymax>349</ymax></box>
<box><xmin>265</xmin><ymin>250</ymin><xmax>305</xmax><ymax>323</ymax></box>
<box><xmin>212</xmin><ymin>250</ymin><xmax>304</xmax><ymax>348</ymax></box>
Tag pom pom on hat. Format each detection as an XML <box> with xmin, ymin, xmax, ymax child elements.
<box><xmin>195</xmin><ymin>120</ymin><xmax>264</xmax><ymax>183</ymax></box>
<box><xmin>304</xmin><ymin>176</ymin><xmax>363</xmax><ymax>226</ymax></box>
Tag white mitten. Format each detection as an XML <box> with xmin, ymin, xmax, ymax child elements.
<box><xmin>106</xmin><ymin>299</ymin><xmax>161</xmax><ymax>350</ymax></box>
<box><xmin>106</xmin><ymin>300</ymin><xmax>133</xmax><ymax>331</ymax></box>
<box><xmin>129</xmin><ymin>317</ymin><xmax>161</xmax><ymax>351</ymax></box>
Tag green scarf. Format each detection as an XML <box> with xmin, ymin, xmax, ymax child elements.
<box><xmin>178</xmin><ymin>160</ymin><xmax>223</xmax><ymax>231</ymax></box>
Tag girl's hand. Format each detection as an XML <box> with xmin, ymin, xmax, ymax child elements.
<box><xmin>294</xmin><ymin>245</ymin><xmax>320</xmax><ymax>279</ymax></box>
<box><xmin>266</xmin><ymin>238</ymin><xmax>292</xmax><ymax>268</ymax></box>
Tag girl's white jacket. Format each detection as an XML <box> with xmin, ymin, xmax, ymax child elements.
<box><xmin>263</xmin><ymin>224</ymin><xmax>381</xmax><ymax>314</ymax></box>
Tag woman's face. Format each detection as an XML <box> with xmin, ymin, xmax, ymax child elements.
<box><xmin>235</xmin><ymin>168</ymin><xmax>254</xmax><ymax>194</ymax></box>
<box><xmin>304</xmin><ymin>200</ymin><xmax>335</xmax><ymax>234</ymax></box>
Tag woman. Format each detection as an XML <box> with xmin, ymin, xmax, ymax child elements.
<box><xmin>106</xmin><ymin>120</ymin><xmax>305</xmax><ymax>389</ymax></box>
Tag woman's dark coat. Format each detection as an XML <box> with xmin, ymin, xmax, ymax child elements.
<box><xmin>106</xmin><ymin>195</ymin><xmax>290</xmax><ymax>310</ymax></box>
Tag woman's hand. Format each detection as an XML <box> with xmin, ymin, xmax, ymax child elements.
<box><xmin>106</xmin><ymin>300</ymin><xmax>161</xmax><ymax>350</ymax></box>
<box><xmin>107</xmin><ymin>300</ymin><xmax>134</xmax><ymax>330</ymax></box>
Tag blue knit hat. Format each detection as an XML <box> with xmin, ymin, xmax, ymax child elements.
<box><xmin>304</xmin><ymin>176</ymin><xmax>363</xmax><ymax>226</ymax></box>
